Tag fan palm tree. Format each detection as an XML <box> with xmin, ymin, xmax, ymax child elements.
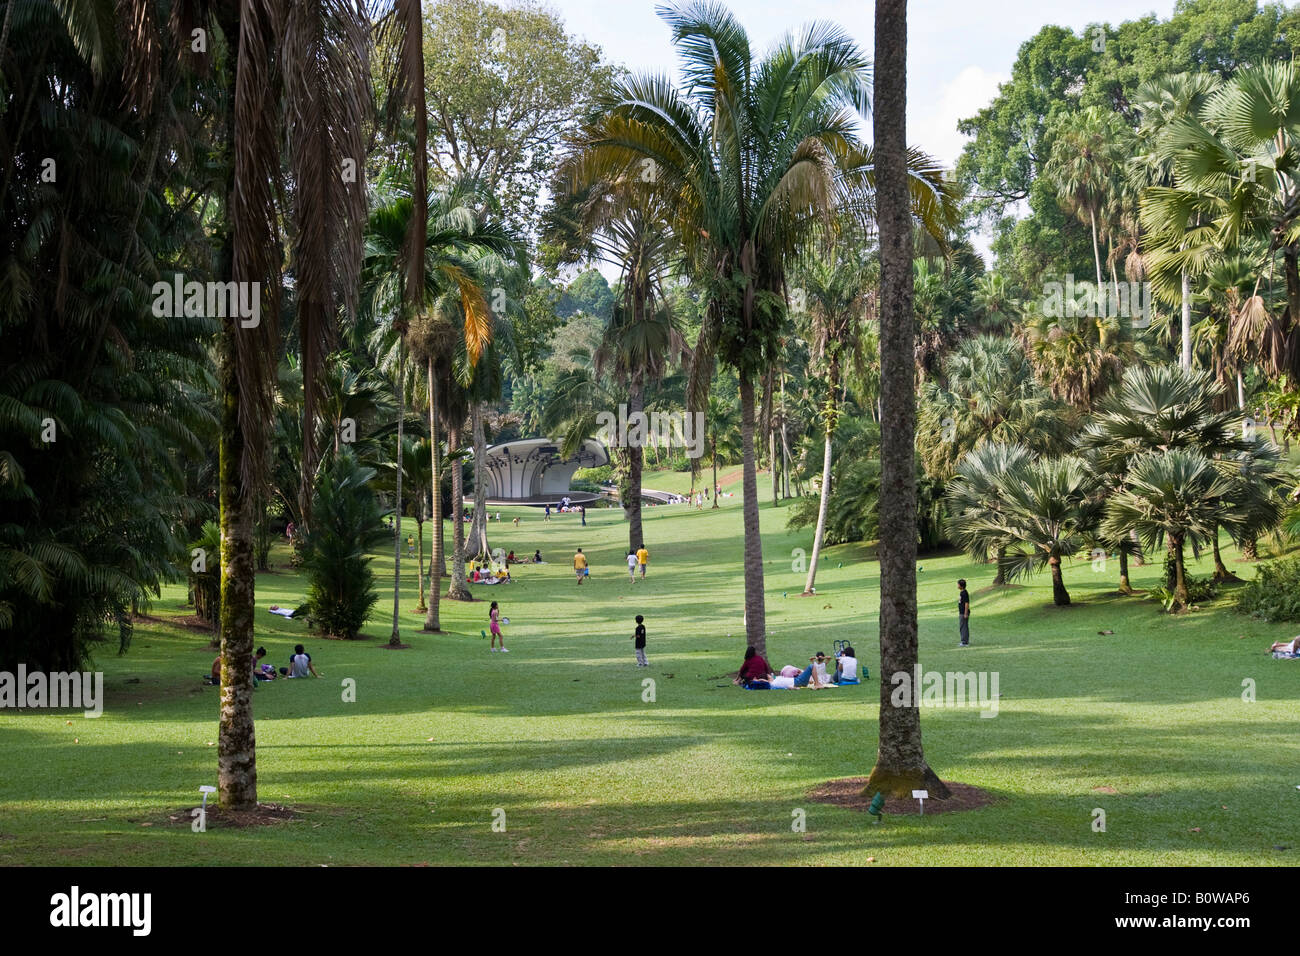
<box><xmin>918</xmin><ymin>335</ymin><xmax>1069</xmax><ymax>484</ymax></box>
<box><xmin>561</xmin><ymin>1</ymin><xmax>958</xmax><ymax>654</ymax></box>
<box><xmin>947</xmin><ymin>442</ymin><xmax>1035</xmax><ymax>584</ymax></box>
<box><xmin>1103</xmin><ymin>448</ymin><xmax>1243</xmax><ymax>611</ymax></box>
<box><xmin>1129</xmin><ymin>73</ymin><xmax>1222</xmax><ymax>369</ymax></box>
<box><xmin>1141</xmin><ymin>62</ymin><xmax>1300</xmax><ymax>387</ymax></box>
<box><xmin>967</xmin><ymin>454</ymin><xmax>1103</xmax><ymax>607</ymax></box>
<box><xmin>1044</xmin><ymin>106</ymin><xmax>1126</xmax><ymax>289</ymax></box>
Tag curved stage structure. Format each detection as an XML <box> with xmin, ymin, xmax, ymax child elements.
<box><xmin>479</xmin><ymin>438</ymin><xmax>609</xmax><ymax>506</ymax></box>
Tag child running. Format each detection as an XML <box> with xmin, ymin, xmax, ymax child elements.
<box><xmin>488</xmin><ymin>601</ymin><xmax>507</xmax><ymax>652</ymax></box>
<box><xmin>627</xmin><ymin>551</ymin><xmax>638</xmax><ymax>582</ymax></box>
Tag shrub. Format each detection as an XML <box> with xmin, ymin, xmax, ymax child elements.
<box><xmin>1235</xmin><ymin>556</ymin><xmax>1300</xmax><ymax>622</ymax></box>
<box><xmin>300</xmin><ymin>451</ymin><xmax>388</xmax><ymax>639</ymax></box>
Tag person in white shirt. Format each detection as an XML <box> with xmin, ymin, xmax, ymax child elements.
<box><xmin>280</xmin><ymin>644</ymin><xmax>320</xmax><ymax>678</ymax></box>
<box><xmin>626</xmin><ymin>551</ymin><xmax>638</xmax><ymax>582</ymax></box>
<box><xmin>833</xmin><ymin>646</ymin><xmax>858</xmax><ymax>684</ymax></box>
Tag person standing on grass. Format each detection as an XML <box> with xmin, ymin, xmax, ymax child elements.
<box><xmin>489</xmin><ymin>601</ymin><xmax>508</xmax><ymax>653</ymax></box>
<box><xmin>580</xmin><ymin>505</ymin><xmax>586</xmax><ymax>526</ymax></box>
<box><xmin>958</xmin><ymin>578</ymin><xmax>971</xmax><ymax>647</ymax></box>
<box><xmin>544</xmin><ymin>503</ymin><xmax>551</xmax><ymax>522</ymax></box>
<box><xmin>573</xmin><ymin>547</ymin><xmax>588</xmax><ymax>584</ymax></box>
<box><xmin>636</xmin><ymin>544</ymin><xmax>649</xmax><ymax>579</ymax></box>
<box><xmin>633</xmin><ymin>614</ymin><xmax>648</xmax><ymax>666</ymax></box>
<box><xmin>626</xmin><ymin>551</ymin><xmax>638</xmax><ymax>582</ymax></box>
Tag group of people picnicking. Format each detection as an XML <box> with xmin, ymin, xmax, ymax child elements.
<box><xmin>206</xmin><ymin>644</ymin><xmax>320</xmax><ymax>686</ymax></box>
<box><xmin>734</xmin><ymin>645</ymin><xmax>860</xmax><ymax>690</ymax></box>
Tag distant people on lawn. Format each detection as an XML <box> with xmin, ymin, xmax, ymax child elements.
<box><xmin>735</xmin><ymin>646</ymin><xmax>773</xmax><ymax>688</ymax></box>
<box><xmin>580</xmin><ymin>505</ymin><xmax>586</xmax><ymax>526</ymax></box>
<box><xmin>626</xmin><ymin>551</ymin><xmax>638</xmax><ymax>582</ymax></box>
<box><xmin>506</xmin><ymin>550</ymin><xmax>516</xmax><ymax>565</ymax></box>
<box><xmin>633</xmin><ymin>614</ymin><xmax>647</xmax><ymax>666</ymax></box>
<box><xmin>573</xmin><ymin>548</ymin><xmax>588</xmax><ymax>583</ymax></box>
<box><xmin>489</xmin><ymin>601</ymin><xmax>507</xmax><ymax>652</ymax></box>
<box><xmin>794</xmin><ymin>652</ymin><xmax>830</xmax><ymax>688</ymax></box>
<box><xmin>512</xmin><ymin>516</ymin><xmax>520</xmax><ymax>527</ymax></box>
<box><xmin>280</xmin><ymin>644</ymin><xmax>320</xmax><ymax>678</ymax></box>
<box><xmin>958</xmin><ymin>578</ymin><xmax>971</xmax><ymax>647</ymax></box>
<box><xmin>533</xmin><ymin>549</ymin><xmax>542</xmax><ymax>563</ymax></box>
<box><xmin>636</xmin><ymin>545</ymin><xmax>649</xmax><ymax>579</ymax></box>
<box><xmin>544</xmin><ymin>504</ymin><xmax>551</xmax><ymax>521</ymax></box>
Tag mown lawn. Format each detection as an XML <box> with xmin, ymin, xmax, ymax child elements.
<box><xmin>2</xmin><ymin>490</ymin><xmax>1297</xmax><ymax>866</ymax></box>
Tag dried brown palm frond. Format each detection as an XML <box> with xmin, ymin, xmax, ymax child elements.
<box><xmin>231</xmin><ymin>0</ymin><xmax>286</xmax><ymax>493</ymax></box>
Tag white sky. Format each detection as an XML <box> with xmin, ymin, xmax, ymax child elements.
<box><xmin>544</xmin><ymin>0</ymin><xmax>1182</xmax><ymax>265</ymax></box>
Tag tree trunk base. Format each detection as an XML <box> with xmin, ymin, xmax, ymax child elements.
<box><xmin>863</xmin><ymin>763</ymin><xmax>951</xmax><ymax>800</ymax></box>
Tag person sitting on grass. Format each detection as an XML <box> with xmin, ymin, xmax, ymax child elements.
<box><xmin>280</xmin><ymin>644</ymin><xmax>321</xmax><ymax>678</ymax></box>
<box><xmin>506</xmin><ymin>550</ymin><xmax>516</xmax><ymax>565</ymax></box>
<box><xmin>1269</xmin><ymin>636</ymin><xmax>1300</xmax><ymax>658</ymax></box>
<box><xmin>832</xmin><ymin>646</ymin><xmax>859</xmax><ymax>684</ymax></box>
<box><xmin>735</xmin><ymin>646</ymin><xmax>773</xmax><ymax>688</ymax></box>
<box><xmin>533</xmin><ymin>549</ymin><xmax>542</xmax><ymax>563</ymax></box>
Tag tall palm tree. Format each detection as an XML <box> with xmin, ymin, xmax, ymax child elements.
<box><xmin>865</xmin><ymin>0</ymin><xmax>949</xmax><ymax>801</ymax></box>
<box><xmin>1130</xmin><ymin>72</ymin><xmax>1224</xmax><ymax>370</ymax></box>
<box><xmin>545</xmin><ymin>179</ymin><xmax>684</xmax><ymax>552</ymax></box>
<box><xmin>562</xmin><ymin>1</ymin><xmax>958</xmax><ymax>654</ymax></box>
<box><xmin>947</xmin><ymin>442</ymin><xmax>1034</xmax><ymax>583</ymax></box>
<box><xmin>1044</xmin><ymin>106</ymin><xmax>1125</xmax><ymax>289</ymax></box>
<box><xmin>1141</xmin><ymin>62</ymin><xmax>1300</xmax><ymax>388</ymax></box>
<box><xmin>793</xmin><ymin>231</ymin><xmax>877</xmax><ymax>595</ymax></box>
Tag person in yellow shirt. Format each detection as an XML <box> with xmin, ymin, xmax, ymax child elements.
<box><xmin>635</xmin><ymin>545</ymin><xmax>649</xmax><ymax>579</ymax></box>
<box><xmin>573</xmin><ymin>547</ymin><xmax>588</xmax><ymax>585</ymax></box>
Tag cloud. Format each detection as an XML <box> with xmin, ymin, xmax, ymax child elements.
<box><xmin>911</xmin><ymin>65</ymin><xmax>1008</xmax><ymax>170</ymax></box>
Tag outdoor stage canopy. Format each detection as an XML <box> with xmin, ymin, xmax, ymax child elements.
<box><xmin>480</xmin><ymin>438</ymin><xmax>609</xmax><ymax>506</ymax></box>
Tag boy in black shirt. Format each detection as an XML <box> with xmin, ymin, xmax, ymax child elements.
<box><xmin>958</xmin><ymin>579</ymin><xmax>971</xmax><ymax>646</ymax></box>
<box><xmin>633</xmin><ymin>614</ymin><xmax>648</xmax><ymax>666</ymax></box>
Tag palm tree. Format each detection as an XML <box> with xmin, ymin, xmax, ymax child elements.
<box><xmin>947</xmin><ymin>442</ymin><xmax>1035</xmax><ymax>583</ymax></box>
<box><xmin>793</xmin><ymin>231</ymin><xmax>877</xmax><ymax>594</ymax></box>
<box><xmin>1102</xmin><ymin>449</ymin><xmax>1242</xmax><ymax>611</ymax></box>
<box><xmin>1129</xmin><ymin>73</ymin><xmax>1222</xmax><ymax>370</ymax></box>
<box><xmin>563</xmin><ymin>1</ymin><xmax>958</xmax><ymax>654</ymax></box>
<box><xmin>1141</xmin><ymin>62</ymin><xmax>1300</xmax><ymax>388</ymax></box>
<box><xmin>958</xmin><ymin>452</ymin><xmax>1104</xmax><ymax>606</ymax></box>
<box><xmin>545</xmin><ymin>179</ymin><xmax>685</xmax><ymax>552</ymax></box>
<box><xmin>918</xmin><ymin>335</ymin><xmax>1069</xmax><ymax>483</ymax></box>
<box><xmin>706</xmin><ymin>393</ymin><xmax>742</xmax><ymax>507</ymax></box>
<box><xmin>865</xmin><ymin>0</ymin><xmax>949</xmax><ymax>801</ymax></box>
<box><xmin>1044</xmin><ymin>106</ymin><xmax>1125</xmax><ymax>289</ymax></box>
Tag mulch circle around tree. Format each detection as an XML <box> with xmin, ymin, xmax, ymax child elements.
<box><xmin>380</xmin><ymin>641</ymin><xmax>411</xmax><ymax>650</ymax></box>
<box><xmin>806</xmin><ymin>778</ymin><xmax>996</xmax><ymax>815</ymax></box>
<box><xmin>156</xmin><ymin>803</ymin><xmax>301</xmax><ymax>829</ymax></box>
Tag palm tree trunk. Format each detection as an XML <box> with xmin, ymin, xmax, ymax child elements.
<box><xmin>738</xmin><ymin>374</ymin><xmax>766</xmax><ymax>656</ymax></box>
<box><xmin>1089</xmin><ymin>206</ymin><xmax>1104</xmax><ymax>289</ymax></box>
<box><xmin>390</xmin><ymin>343</ymin><xmax>405</xmax><ymax>646</ymax></box>
<box><xmin>711</xmin><ymin>442</ymin><xmax>720</xmax><ymax>509</ymax></box>
<box><xmin>864</xmin><ymin>0</ymin><xmax>947</xmax><ymax>802</ymax></box>
<box><xmin>1172</xmin><ymin>536</ymin><xmax>1189</xmax><ymax>610</ymax></box>
<box><xmin>423</xmin><ymin>359</ymin><xmax>442</xmax><ymax>630</ymax></box>
<box><xmin>471</xmin><ymin>401</ymin><xmax>489</xmax><ymax>560</ymax></box>
<box><xmin>1211</xmin><ymin>530</ymin><xmax>1236</xmax><ymax>581</ymax></box>
<box><xmin>448</xmin><ymin>423</ymin><xmax>471</xmax><ymax>600</ymax></box>
<box><xmin>1049</xmin><ymin>555</ymin><xmax>1071</xmax><ymax>606</ymax></box>
<box><xmin>1240</xmin><ymin>537</ymin><xmax>1258</xmax><ymax>561</ymax></box>
<box><xmin>416</xmin><ymin>513</ymin><xmax>426</xmax><ymax>611</ymax></box>
<box><xmin>992</xmin><ymin>545</ymin><xmax>1007</xmax><ymax>585</ymax></box>
<box><xmin>1180</xmin><ymin>270</ymin><xmax>1192</xmax><ymax>370</ymax></box>
<box><xmin>628</xmin><ymin>377</ymin><xmax>645</xmax><ymax>551</ymax></box>
<box><xmin>803</xmin><ymin>428</ymin><xmax>833</xmax><ymax>595</ymax></box>
<box><xmin>769</xmin><ymin>425</ymin><xmax>779</xmax><ymax>507</ymax></box>
<box><xmin>1118</xmin><ymin>548</ymin><xmax>1132</xmax><ymax>594</ymax></box>
<box><xmin>217</xmin><ymin>327</ymin><xmax>257</xmax><ymax>811</ymax></box>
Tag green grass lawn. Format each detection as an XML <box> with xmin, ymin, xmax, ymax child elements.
<box><xmin>2</xmin><ymin>493</ymin><xmax>1298</xmax><ymax>866</ymax></box>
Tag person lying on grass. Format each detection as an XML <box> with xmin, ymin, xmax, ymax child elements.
<box><xmin>1268</xmin><ymin>636</ymin><xmax>1300</xmax><ymax>658</ymax></box>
